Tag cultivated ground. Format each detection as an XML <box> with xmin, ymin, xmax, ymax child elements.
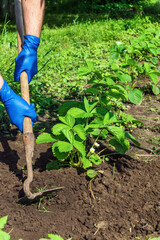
<box><xmin>0</xmin><ymin>94</ymin><xmax>160</xmax><ymax>240</ymax></box>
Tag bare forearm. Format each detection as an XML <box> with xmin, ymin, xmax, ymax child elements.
<box><xmin>22</xmin><ymin>0</ymin><xmax>45</xmax><ymax>38</ymax></box>
<box><xmin>0</xmin><ymin>75</ymin><xmax>4</xmax><ymax>90</ymax></box>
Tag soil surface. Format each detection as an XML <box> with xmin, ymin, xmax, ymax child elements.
<box><xmin>0</xmin><ymin>95</ymin><xmax>160</xmax><ymax>240</ymax></box>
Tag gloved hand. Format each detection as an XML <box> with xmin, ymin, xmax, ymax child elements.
<box><xmin>0</xmin><ymin>80</ymin><xmax>37</xmax><ymax>132</ymax></box>
<box><xmin>14</xmin><ymin>35</ymin><xmax>40</xmax><ymax>83</ymax></box>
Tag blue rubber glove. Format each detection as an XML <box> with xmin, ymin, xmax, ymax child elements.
<box><xmin>0</xmin><ymin>80</ymin><xmax>37</xmax><ymax>132</ymax></box>
<box><xmin>14</xmin><ymin>35</ymin><xmax>40</xmax><ymax>83</ymax></box>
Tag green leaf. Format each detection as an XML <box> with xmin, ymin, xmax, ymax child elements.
<box><xmin>52</xmin><ymin>142</ymin><xmax>70</xmax><ymax>160</ymax></box>
<box><xmin>86</xmin><ymin>169</ymin><xmax>98</xmax><ymax>178</ymax></box>
<box><xmin>103</xmin><ymin>112</ymin><xmax>119</xmax><ymax>125</ymax></box>
<box><xmin>0</xmin><ymin>230</ymin><xmax>10</xmax><ymax>240</ymax></box>
<box><xmin>111</xmin><ymin>63</ymin><xmax>119</xmax><ymax>71</ymax></box>
<box><xmin>39</xmin><ymin>234</ymin><xmax>64</xmax><ymax>240</ymax></box>
<box><xmin>67</xmin><ymin>108</ymin><xmax>86</xmax><ymax>118</ymax></box>
<box><xmin>77</xmin><ymin>67</ymin><xmax>91</xmax><ymax>76</ymax></box>
<box><xmin>110</xmin><ymin>51</ymin><xmax>120</xmax><ymax>60</ymax></box>
<box><xmin>84</xmin><ymin>97</ymin><xmax>90</xmax><ymax>113</ymax></box>
<box><xmin>57</xmin><ymin>141</ymin><xmax>73</xmax><ymax>153</ymax></box>
<box><xmin>59</xmin><ymin>114</ymin><xmax>75</xmax><ymax>128</ymax></box>
<box><xmin>58</xmin><ymin>101</ymin><xmax>78</xmax><ymax>116</ymax></box>
<box><xmin>0</xmin><ymin>216</ymin><xmax>7</xmax><ymax>229</ymax></box>
<box><xmin>73</xmin><ymin>140</ymin><xmax>86</xmax><ymax>156</ymax></box>
<box><xmin>106</xmin><ymin>77</ymin><xmax>115</xmax><ymax>85</ymax></box>
<box><xmin>152</xmin><ymin>85</ymin><xmax>160</xmax><ymax>95</ymax></box>
<box><xmin>48</xmin><ymin>234</ymin><xmax>64</xmax><ymax>240</ymax></box>
<box><xmin>62</xmin><ymin>129</ymin><xmax>74</xmax><ymax>144</ymax></box>
<box><xmin>85</xmin><ymin>87</ymin><xmax>99</xmax><ymax>95</ymax></box>
<box><xmin>109</xmin><ymin>139</ymin><xmax>129</xmax><ymax>154</ymax></box>
<box><xmin>94</xmin><ymin>70</ymin><xmax>102</xmax><ymax>79</ymax></box>
<box><xmin>52</xmin><ymin>124</ymin><xmax>70</xmax><ymax>135</ymax></box>
<box><xmin>36</xmin><ymin>133</ymin><xmax>57</xmax><ymax>144</ymax></box>
<box><xmin>144</xmin><ymin>62</ymin><xmax>151</xmax><ymax>73</ymax></box>
<box><xmin>73</xmin><ymin>124</ymin><xmax>86</xmax><ymax>140</ymax></box>
<box><xmin>125</xmin><ymin>132</ymin><xmax>140</xmax><ymax>147</ymax></box>
<box><xmin>148</xmin><ymin>73</ymin><xmax>158</xmax><ymax>84</ymax></box>
<box><xmin>128</xmin><ymin>89</ymin><xmax>143</xmax><ymax>104</ymax></box>
<box><xmin>90</xmin><ymin>155</ymin><xmax>102</xmax><ymax>165</ymax></box>
<box><xmin>150</xmin><ymin>57</ymin><xmax>158</xmax><ymax>65</ymax></box>
<box><xmin>118</xmin><ymin>74</ymin><xmax>132</xmax><ymax>83</ymax></box>
<box><xmin>82</xmin><ymin>157</ymin><xmax>92</xmax><ymax>169</ymax></box>
<box><xmin>91</xmin><ymin>107</ymin><xmax>108</xmax><ymax>116</ymax></box>
<box><xmin>149</xmin><ymin>47</ymin><xmax>157</xmax><ymax>56</ymax></box>
<box><xmin>86</xmin><ymin>61</ymin><xmax>94</xmax><ymax>71</ymax></box>
<box><xmin>107</xmin><ymin>125</ymin><xmax>125</xmax><ymax>142</ymax></box>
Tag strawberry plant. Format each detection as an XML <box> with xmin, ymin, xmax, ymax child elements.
<box><xmin>36</xmin><ymin>96</ymin><xmax>140</xmax><ymax>176</ymax></box>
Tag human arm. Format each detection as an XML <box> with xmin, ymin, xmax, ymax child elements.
<box><xmin>22</xmin><ymin>0</ymin><xmax>45</xmax><ymax>38</ymax></box>
<box><xmin>14</xmin><ymin>0</ymin><xmax>45</xmax><ymax>83</ymax></box>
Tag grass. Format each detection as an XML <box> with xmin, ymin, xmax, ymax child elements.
<box><xmin>0</xmin><ymin>4</ymin><xmax>160</xmax><ymax>122</ymax></box>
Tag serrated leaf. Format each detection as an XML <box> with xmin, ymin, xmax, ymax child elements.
<box><xmin>107</xmin><ymin>125</ymin><xmax>125</xmax><ymax>142</ymax></box>
<box><xmin>52</xmin><ymin>142</ymin><xmax>70</xmax><ymax>160</ymax></box>
<box><xmin>148</xmin><ymin>73</ymin><xmax>158</xmax><ymax>84</ymax></box>
<box><xmin>0</xmin><ymin>230</ymin><xmax>10</xmax><ymax>240</ymax></box>
<box><xmin>52</xmin><ymin>124</ymin><xmax>70</xmax><ymax>135</ymax></box>
<box><xmin>86</xmin><ymin>169</ymin><xmax>98</xmax><ymax>178</ymax></box>
<box><xmin>125</xmin><ymin>132</ymin><xmax>140</xmax><ymax>147</ymax></box>
<box><xmin>118</xmin><ymin>74</ymin><xmax>132</xmax><ymax>83</ymax></box>
<box><xmin>82</xmin><ymin>157</ymin><xmax>92</xmax><ymax>169</ymax></box>
<box><xmin>109</xmin><ymin>138</ymin><xmax>129</xmax><ymax>154</ymax></box>
<box><xmin>0</xmin><ymin>216</ymin><xmax>8</xmax><ymax>229</ymax></box>
<box><xmin>73</xmin><ymin>124</ymin><xmax>86</xmax><ymax>140</ymax></box>
<box><xmin>103</xmin><ymin>112</ymin><xmax>119</xmax><ymax>125</ymax></box>
<box><xmin>36</xmin><ymin>133</ymin><xmax>57</xmax><ymax>144</ymax></box>
<box><xmin>152</xmin><ymin>85</ymin><xmax>160</xmax><ymax>95</ymax></box>
<box><xmin>48</xmin><ymin>234</ymin><xmax>64</xmax><ymax>240</ymax></box>
<box><xmin>128</xmin><ymin>89</ymin><xmax>143</xmax><ymax>104</ymax></box>
<box><xmin>67</xmin><ymin>108</ymin><xmax>86</xmax><ymax>118</ymax></box>
<box><xmin>57</xmin><ymin>141</ymin><xmax>73</xmax><ymax>153</ymax></box>
<box><xmin>73</xmin><ymin>140</ymin><xmax>86</xmax><ymax>156</ymax></box>
<box><xmin>62</xmin><ymin>129</ymin><xmax>74</xmax><ymax>144</ymax></box>
<box><xmin>59</xmin><ymin>114</ymin><xmax>75</xmax><ymax>128</ymax></box>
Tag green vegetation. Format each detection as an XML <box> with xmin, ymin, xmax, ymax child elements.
<box><xmin>0</xmin><ymin>1</ymin><xmax>160</xmax><ymax>171</ymax></box>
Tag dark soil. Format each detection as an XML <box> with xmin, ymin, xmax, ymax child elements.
<box><xmin>0</xmin><ymin>95</ymin><xmax>160</xmax><ymax>240</ymax></box>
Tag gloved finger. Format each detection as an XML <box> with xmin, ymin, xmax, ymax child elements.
<box><xmin>25</xmin><ymin>71</ymin><xmax>32</xmax><ymax>84</ymax></box>
<box><xmin>14</xmin><ymin>68</ymin><xmax>21</xmax><ymax>82</ymax></box>
<box><xmin>12</xmin><ymin>118</ymin><xmax>24</xmax><ymax>133</ymax></box>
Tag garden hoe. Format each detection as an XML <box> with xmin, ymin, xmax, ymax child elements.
<box><xmin>14</xmin><ymin>0</ymin><xmax>63</xmax><ymax>203</ymax></box>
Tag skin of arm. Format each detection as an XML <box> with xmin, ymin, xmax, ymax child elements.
<box><xmin>0</xmin><ymin>75</ymin><xmax>4</xmax><ymax>90</ymax></box>
<box><xmin>22</xmin><ymin>0</ymin><xmax>45</xmax><ymax>38</ymax></box>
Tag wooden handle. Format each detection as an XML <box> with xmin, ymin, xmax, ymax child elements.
<box><xmin>14</xmin><ymin>0</ymin><xmax>33</xmax><ymax>133</ymax></box>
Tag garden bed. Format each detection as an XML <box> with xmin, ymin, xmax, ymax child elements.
<box><xmin>0</xmin><ymin>95</ymin><xmax>160</xmax><ymax>240</ymax></box>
